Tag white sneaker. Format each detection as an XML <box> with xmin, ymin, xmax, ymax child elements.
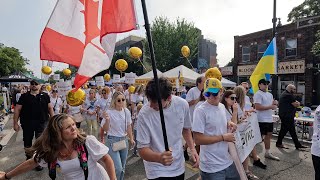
<box><xmin>265</xmin><ymin>153</ymin><xmax>280</xmax><ymax>161</ymax></box>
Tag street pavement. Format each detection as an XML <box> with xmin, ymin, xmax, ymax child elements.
<box><xmin>0</xmin><ymin>114</ymin><xmax>316</xmax><ymax>180</ymax></box>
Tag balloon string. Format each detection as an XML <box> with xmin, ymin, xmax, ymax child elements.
<box><xmin>186</xmin><ymin>58</ymin><xmax>194</xmax><ymax>70</ymax></box>
<box><xmin>138</xmin><ymin>58</ymin><xmax>148</xmax><ymax>72</ymax></box>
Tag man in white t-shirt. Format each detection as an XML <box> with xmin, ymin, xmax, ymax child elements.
<box><xmin>184</xmin><ymin>76</ymin><xmax>205</xmax><ymax>160</ymax></box>
<box><xmin>137</xmin><ymin>77</ymin><xmax>199</xmax><ymax>180</ymax></box>
<box><xmin>193</xmin><ymin>78</ymin><xmax>239</xmax><ymax>179</ymax></box>
<box><xmin>311</xmin><ymin>105</ymin><xmax>320</xmax><ymax>180</ymax></box>
<box><xmin>50</xmin><ymin>89</ymin><xmax>62</xmax><ymax>115</ymax></box>
<box><xmin>253</xmin><ymin>79</ymin><xmax>279</xmax><ymax>161</ymax></box>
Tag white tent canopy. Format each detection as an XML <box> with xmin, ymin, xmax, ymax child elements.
<box><xmin>163</xmin><ymin>65</ymin><xmax>200</xmax><ymax>84</ymax></box>
<box><xmin>136</xmin><ymin>69</ymin><xmax>163</xmax><ymax>79</ymax></box>
<box><xmin>200</xmin><ymin>72</ymin><xmax>237</xmax><ymax>87</ymax></box>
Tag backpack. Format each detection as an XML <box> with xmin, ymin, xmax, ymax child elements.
<box><xmin>48</xmin><ymin>143</ymin><xmax>89</xmax><ymax>180</ymax></box>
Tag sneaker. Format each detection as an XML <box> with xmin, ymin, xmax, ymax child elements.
<box><xmin>265</xmin><ymin>153</ymin><xmax>280</xmax><ymax>161</ymax></box>
<box><xmin>184</xmin><ymin>149</ymin><xmax>189</xmax><ymax>161</ymax></box>
<box><xmin>246</xmin><ymin>171</ymin><xmax>259</xmax><ymax>180</ymax></box>
<box><xmin>253</xmin><ymin>159</ymin><xmax>267</xmax><ymax>169</ymax></box>
<box><xmin>34</xmin><ymin>166</ymin><xmax>43</xmax><ymax>171</ymax></box>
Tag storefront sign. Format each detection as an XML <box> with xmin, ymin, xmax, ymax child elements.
<box><xmin>220</xmin><ymin>66</ymin><xmax>233</xmax><ymax>76</ymax></box>
<box><xmin>278</xmin><ymin>60</ymin><xmax>305</xmax><ymax>74</ymax></box>
<box><xmin>237</xmin><ymin>65</ymin><xmax>256</xmax><ymax>76</ymax></box>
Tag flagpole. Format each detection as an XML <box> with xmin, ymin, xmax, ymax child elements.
<box><xmin>271</xmin><ymin>0</ymin><xmax>278</xmax><ymax>100</ymax></box>
<box><xmin>141</xmin><ymin>0</ymin><xmax>169</xmax><ymax>151</ymax></box>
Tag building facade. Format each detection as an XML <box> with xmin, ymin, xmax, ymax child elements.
<box><xmin>115</xmin><ymin>35</ymin><xmax>144</xmax><ymax>53</ymax></box>
<box><xmin>197</xmin><ymin>35</ymin><xmax>218</xmax><ymax>73</ymax></box>
<box><xmin>234</xmin><ymin>16</ymin><xmax>320</xmax><ymax>106</ymax></box>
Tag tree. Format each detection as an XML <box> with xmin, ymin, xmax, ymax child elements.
<box><xmin>144</xmin><ymin>17</ymin><xmax>201</xmax><ymax>72</ymax></box>
<box><xmin>287</xmin><ymin>0</ymin><xmax>319</xmax><ymax>22</ymax></box>
<box><xmin>288</xmin><ymin>0</ymin><xmax>320</xmax><ymax>56</ymax></box>
<box><xmin>226</xmin><ymin>58</ymin><xmax>235</xmax><ymax>66</ymax></box>
<box><xmin>0</xmin><ymin>43</ymin><xmax>29</xmax><ymax>77</ymax></box>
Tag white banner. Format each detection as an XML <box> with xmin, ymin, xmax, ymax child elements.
<box><xmin>56</xmin><ymin>81</ymin><xmax>72</xmax><ymax>97</ymax></box>
<box><xmin>125</xmin><ymin>72</ymin><xmax>136</xmax><ymax>84</ymax></box>
<box><xmin>113</xmin><ymin>74</ymin><xmax>120</xmax><ymax>83</ymax></box>
<box><xmin>95</xmin><ymin>76</ymin><xmax>105</xmax><ymax>87</ymax></box>
<box><xmin>235</xmin><ymin>113</ymin><xmax>262</xmax><ymax>163</ymax></box>
<box><xmin>53</xmin><ymin>74</ymin><xmax>60</xmax><ymax>81</ymax></box>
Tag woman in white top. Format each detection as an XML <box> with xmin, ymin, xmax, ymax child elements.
<box><xmin>50</xmin><ymin>89</ymin><xmax>63</xmax><ymax>115</ymax></box>
<box><xmin>130</xmin><ymin>85</ymin><xmax>146</xmax><ymax>112</ymax></box>
<box><xmin>97</xmin><ymin>87</ymin><xmax>111</xmax><ymax>142</ymax></box>
<box><xmin>0</xmin><ymin>114</ymin><xmax>116</xmax><ymax>180</ymax></box>
<box><xmin>100</xmin><ymin>91</ymin><xmax>135</xmax><ymax>180</ymax></box>
<box><xmin>83</xmin><ymin>89</ymin><xmax>99</xmax><ymax>138</ymax></box>
<box><xmin>65</xmin><ymin>104</ymin><xmax>84</xmax><ymax>129</ymax></box>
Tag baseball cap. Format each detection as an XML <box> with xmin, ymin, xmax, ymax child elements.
<box><xmin>258</xmin><ymin>79</ymin><xmax>270</xmax><ymax>85</ymax></box>
<box><xmin>204</xmin><ymin>78</ymin><xmax>222</xmax><ymax>94</ymax></box>
<box><xmin>30</xmin><ymin>79</ymin><xmax>39</xmax><ymax>85</ymax></box>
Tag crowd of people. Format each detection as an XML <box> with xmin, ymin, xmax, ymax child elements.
<box><xmin>0</xmin><ymin>75</ymin><xmax>319</xmax><ymax>180</ymax></box>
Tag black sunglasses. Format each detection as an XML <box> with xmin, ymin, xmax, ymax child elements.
<box><xmin>230</xmin><ymin>96</ymin><xmax>236</xmax><ymax>100</ymax></box>
<box><xmin>52</xmin><ymin>90</ymin><xmax>58</xmax><ymax>93</ymax></box>
<box><xmin>117</xmin><ymin>98</ymin><xmax>125</xmax><ymax>102</ymax></box>
<box><xmin>30</xmin><ymin>83</ymin><xmax>38</xmax><ymax>85</ymax></box>
<box><xmin>204</xmin><ymin>92</ymin><xmax>219</xmax><ymax>97</ymax></box>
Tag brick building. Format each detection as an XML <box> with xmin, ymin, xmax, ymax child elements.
<box><xmin>234</xmin><ymin>16</ymin><xmax>320</xmax><ymax>106</ymax></box>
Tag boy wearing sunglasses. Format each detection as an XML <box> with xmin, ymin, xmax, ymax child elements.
<box><xmin>193</xmin><ymin>78</ymin><xmax>240</xmax><ymax>179</ymax></box>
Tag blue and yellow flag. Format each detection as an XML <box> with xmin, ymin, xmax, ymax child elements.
<box><xmin>250</xmin><ymin>37</ymin><xmax>277</xmax><ymax>93</ymax></box>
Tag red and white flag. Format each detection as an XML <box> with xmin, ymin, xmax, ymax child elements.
<box><xmin>40</xmin><ymin>0</ymin><xmax>137</xmax><ymax>89</ymax></box>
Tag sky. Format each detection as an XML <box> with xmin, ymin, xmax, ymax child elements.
<box><xmin>0</xmin><ymin>0</ymin><xmax>305</xmax><ymax>78</ymax></box>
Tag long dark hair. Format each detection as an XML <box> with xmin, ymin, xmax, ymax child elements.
<box><xmin>221</xmin><ymin>90</ymin><xmax>235</xmax><ymax>115</ymax></box>
<box><xmin>199</xmin><ymin>89</ymin><xmax>205</xmax><ymax>102</ymax></box>
<box><xmin>26</xmin><ymin>114</ymin><xmax>86</xmax><ymax>163</ymax></box>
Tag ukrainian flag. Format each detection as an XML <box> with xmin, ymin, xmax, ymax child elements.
<box><xmin>250</xmin><ymin>37</ymin><xmax>277</xmax><ymax>93</ymax></box>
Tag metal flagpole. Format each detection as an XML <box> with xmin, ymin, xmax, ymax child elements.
<box><xmin>271</xmin><ymin>0</ymin><xmax>278</xmax><ymax>100</ymax></box>
<box><xmin>140</xmin><ymin>0</ymin><xmax>169</xmax><ymax>151</ymax></box>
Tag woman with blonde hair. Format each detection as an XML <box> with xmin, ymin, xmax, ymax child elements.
<box><xmin>100</xmin><ymin>91</ymin><xmax>134</xmax><ymax>180</ymax></box>
<box><xmin>83</xmin><ymin>89</ymin><xmax>99</xmax><ymax>138</ymax></box>
<box><xmin>0</xmin><ymin>114</ymin><xmax>116</xmax><ymax>180</ymax></box>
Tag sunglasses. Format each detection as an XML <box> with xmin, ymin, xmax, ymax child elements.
<box><xmin>30</xmin><ymin>83</ymin><xmax>38</xmax><ymax>85</ymax></box>
<box><xmin>229</xmin><ymin>96</ymin><xmax>236</xmax><ymax>100</ymax></box>
<box><xmin>261</xmin><ymin>83</ymin><xmax>269</xmax><ymax>85</ymax></box>
<box><xmin>52</xmin><ymin>90</ymin><xmax>58</xmax><ymax>93</ymax></box>
<box><xmin>204</xmin><ymin>92</ymin><xmax>219</xmax><ymax>97</ymax></box>
<box><xmin>117</xmin><ymin>98</ymin><xmax>125</xmax><ymax>102</ymax></box>
<box><xmin>245</xmin><ymin>87</ymin><xmax>249</xmax><ymax>90</ymax></box>
<box><xmin>102</xmin><ymin>92</ymin><xmax>107</xmax><ymax>94</ymax></box>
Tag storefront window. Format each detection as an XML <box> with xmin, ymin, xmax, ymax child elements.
<box><xmin>257</xmin><ymin>44</ymin><xmax>267</xmax><ymax>61</ymax></box>
<box><xmin>285</xmin><ymin>39</ymin><xmax>297</xmax><ymax>57</ymax></box>
<box><xmin>242</xmin><ymin>46</ymin><xmax>250</xmax><ymax>62</ymax></box>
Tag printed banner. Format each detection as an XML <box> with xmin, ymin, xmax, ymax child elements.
<box><xmin>125</xmin><ymin>72</ymin><xmax>136</xmax><ymax>84</ymax></box>
<box><xmin>235</xmin><ymin>113</ymin><xmax>262</xmax><ymax>163</ymax></box>
<box><xmin>56</xmin><ymin>81</ymin><xmax>72</xmax><ymax>97</ymax></box>
<box><xmin>113</xmin><ymin>74</ymin><xmax>120</xmax><ymax>83</ymax></box>
<box><xmin>95</xmin><ymin>76</ymin><xmax>105</xmax><ymax>87</ymax></box>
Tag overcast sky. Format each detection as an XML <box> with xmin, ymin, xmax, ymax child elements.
<box><xmin>0</xmin><ymin>0</ymin><xmax>304</xmax><ymax>77</ymax></box>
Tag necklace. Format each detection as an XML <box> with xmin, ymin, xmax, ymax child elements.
<box><xmin>59</xmin><ymin>147</ymin><xmax>74</xmax><ymax>159</ymax></box>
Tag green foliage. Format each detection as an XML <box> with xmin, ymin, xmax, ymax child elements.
<box><xmin>0</xmin><ymin>43</ymin><xmax>29</xmax><ymax>77</ymax></box>
<box><xmin>287</xmin><ymin>0</ymin><xmax>320</xmax><ymax>22</ymax></box>
<box><xmin>226</xmin><ymin>58</ymin><xmax>235</xmax><ymax>66</ymax></box>
<box><xmin>312</xmin><ymin>30</ymin><xmax>320</xmax><ymax>56</ymax></box>
<box><xmin>144</xmin><ymin>17</ymin><xmax>201</xmax><ymax>72</ymax></box>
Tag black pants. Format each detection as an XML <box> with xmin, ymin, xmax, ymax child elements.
<box><xmin>21</xmin><ymin>122</ymin><xmax>46</xmax><ymax>158</ymax></box>
<box><xmin>149</xmin><ymin>173</ymin><xmax>184</xmax><ymax>180</ymax></box>
<box><xmin>276</xmin><ymin>116</ymin><xmax>301</xmax><ymax>148</ymax></box>
<box><xmin>313</xmin><ymin>155</ymin><xmax>320</xmax><ymax>180</ymax></box>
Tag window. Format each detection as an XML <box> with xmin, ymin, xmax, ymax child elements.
<box><xmin>242</xmin><ymin>46</ymin><xmax>250</xmax><ymax>62</ymax></box>
<box><xmin>257</xmin><ymin>44</ymin><xmax>267</xmax><ymax>61</ymax></box>
<box><xmin>286</xmin><ymin>39</ymin><xmax>297</xmax><ymax>57</ymax></box>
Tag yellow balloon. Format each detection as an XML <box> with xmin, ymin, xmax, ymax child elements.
<box><xmin>181</xmin><ymin>46</ymin><xmax>190</xmax><ymax>58</ymax></box>
<box><xmin>205</xmin><ymin>67</ymin><xmax>222</xmax><ymax>81</ymax></box>
<box><xmin>128</xmin><ymin>86</ymin><xmax>135</xmax><ymax>93</ymax></box>
<box><xmin>63</xmin><ymin>68</ymin><xmax>72</xmax><ymax>76</ymax></box>
<box><xmin>41</xmin><ymin>66</ymin><xmax>52</xmax><ymax>75</ymax></box>
<box><xmin>46</xmin><ymin>85</ymin><xmax>51</xmax><ymax>92</ymax></box>
<box><xmin>66</xmin><ymin>88</ymin><xmax>86</xmax><ymax>106</ymax></box>
<box><xmin>128</xmin><ymin>47</ymin><xmax>142</xmax><ymax>59</ymax></box>
<box><xmin>115</xmin><ymin>59</ymin><xmax>128</xmax><ymax>72</ymax></box>
<box><xmin>104</xmin><ymin>74</ymin><xmax>111</xmax><ymax>82</ymax></box>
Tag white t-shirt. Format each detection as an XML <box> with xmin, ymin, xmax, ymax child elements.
<box><xmin>136</xmin><ymin>96</ymin><xmax>191</xmax><ymax>179</ymax></box>
<box><xmin>225</xmin><ymin>104</ymin><xmax>244</xmax><ymax>122</ymax></box>
<box><xmin>124</xmin><ymin>90</ymin><xmax>130</xmax><ymax>100</ymax></box>
<box><xmin>38</xmin><ymin>136</ymin><xmax>110</xmax><ymax>180</ymax></box>
<box><xmin>83</xmin><ymin>98</ymin><xmax>98</xmax><ymax>119</ymax></box>
<box><xmin>244</xmin><ymin>95</ymin><xmax>252</xmax><ymax>111</ymax></box>
<box><xmin>192</xmin><ymin>102</ymin><xmax>233</xmax><ymax>173</ymax></box>
<box><xmin>50</xmin><ymin>96</ymin><xmax>63</xmax><ymax>115</ymax></box>
<box><xmin>311</xmin><ymin>105</ymin><xmax>320</xmax><ymax>157</ymax></box>
<box><xmin>131</xmin><ymin>93</ymin><xmax>144</xmax><ymax>104</ymax></box>
<box><xmin>195</xmin><ymin>101</ymin><xmax>205</xmax><ymax>110</ymax></box>
<box><xmin>67</xmin><ymin>105</ymin><xmax>81</xmax><ymax>115</ymax></box>
<box><xmin>105</xmin><ymin>108</ymin><xmax>132</xmax><ymax>137</ymax></box>
<box><xmin>96</xmin><ymin>98</ymin><xmax>111</xmax><ymax>116</ymax></box>
<box><xmin>186</xmin><ymin>86</ymin><xmax>201</xmax><ymax>122</ymax></box>
<box><xmin>253</xmin><ymin>90</ymin><xmax>273</xmax><ymax>123</ymax></box>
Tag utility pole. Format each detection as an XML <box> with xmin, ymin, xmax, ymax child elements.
<box><xmin>272</xmin><ymin>0</ymin><xmax>278</xmax><ymax>100</ymax></box>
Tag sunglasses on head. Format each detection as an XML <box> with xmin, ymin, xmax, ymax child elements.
<box><xmin>204</xmin><ymin>92</ymin><xmax>219</xmax><ymax>97</ymax></box>
<box><xmin>117</xmin><ymin>98</ymin><xmax>125</xmax><ymax>102</ymax></box>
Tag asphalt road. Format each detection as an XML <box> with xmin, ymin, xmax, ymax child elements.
<box><xmin>0</xmin><ymin>115</ymin><xmax>316</xmax><ymax>180</ymax></box>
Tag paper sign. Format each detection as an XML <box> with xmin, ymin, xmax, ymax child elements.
<box><xmin>95</xmin><ymin>76</ymin><xmax>105</xmax><ymax>87</ymax></box>
<box><xmin>56</xmin><ymin>81</ymin><xmax>72</xmax><ymax>97</ymax></box>
<box><xmin>113</xmin><ymin>74</ymin><xmax>120</xmax><ymax>83</ymax></box>
<box><xmin>53</xmin><ymin>74</ymin><xmax>60</xmax><ymax>81</ymax></box>
<box><xmin>125</xmin><ymin>72</ymin><xmax>136</xmax><ymax>84</ymax></box>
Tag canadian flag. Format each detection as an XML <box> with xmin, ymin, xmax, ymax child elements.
<box><xmin>40</xmin><ymin>0</ymin><xmax>137</xmax><ymax>89</ymax></box>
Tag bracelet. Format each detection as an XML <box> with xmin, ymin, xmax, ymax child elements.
<box><xmin>221</xmin><ymin>135</ymin><xmax>224</xmax><ymax>141</ymax></box>
<box><xmin>5</xmin><ymin>173</ymin><xmax>11</xmax><ymax>180</ymax></box>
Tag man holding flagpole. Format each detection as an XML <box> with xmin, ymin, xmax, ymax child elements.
<box><xmin>250</xmin><ymin>37</ymin><xmax>280</xmax><ymax>161</ymax></box>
